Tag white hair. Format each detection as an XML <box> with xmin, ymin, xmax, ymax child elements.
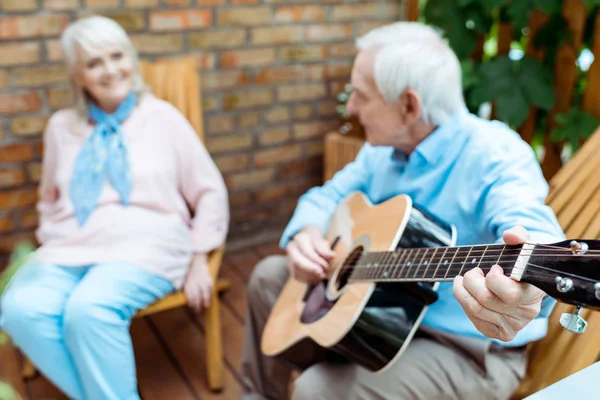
<box><xmin>356</xmin><ymin>22</ymin><xmax>465</xmax><ymax>126</ymax></box>
<box><xmin>60</xmin><ymin>16</ymin><xmax>147</xmax><ymax>117</ymax></box>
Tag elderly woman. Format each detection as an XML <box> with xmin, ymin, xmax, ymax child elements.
<box><xmin>0</xmin><ymin>16</ymin><xmax>229</xmax><ymax>400</ymax></box>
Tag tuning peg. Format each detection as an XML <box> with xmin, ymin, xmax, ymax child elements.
<box><xmin>560</xmin><ymin>306</ymin><xmax>588</xmax><ymax>334</ymax></box>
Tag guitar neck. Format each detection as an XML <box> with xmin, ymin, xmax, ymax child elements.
<box><xmin>349</xmin><ymin>243</ymin><xmax>525</xmax><ymax>283</ymax></box>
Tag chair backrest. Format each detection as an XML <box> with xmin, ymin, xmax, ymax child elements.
<box><xmin>138</xmin><ymin>57</ymin><xmax>204</xmax><ymax>143</ymax></box>
<box><xmin>512</xmin><ymin>129</ymin><xmax>600</xmax><ymax>398</ymax></box>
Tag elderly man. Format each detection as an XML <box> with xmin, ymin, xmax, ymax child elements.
<box><xmin>241</xmin><ymin>21</ymin><xmax>565</xmax><ymax>400</ymax></box>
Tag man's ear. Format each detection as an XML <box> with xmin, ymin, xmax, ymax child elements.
<box><xmin>397</xmin><ymin>89</ymin><xmax>422</xmax><ymax>125</ymax></box>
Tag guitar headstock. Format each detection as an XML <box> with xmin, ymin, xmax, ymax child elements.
<box><xmin>520</xmin><ymin>240</ymin><xmax>600</xmax><ymax>314</ymax></box>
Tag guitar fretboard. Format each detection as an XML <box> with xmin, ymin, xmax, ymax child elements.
<box><xmin>349</xmin><ymin>244</ymin><xmax>525</xmax><ymax>282</ymax></box>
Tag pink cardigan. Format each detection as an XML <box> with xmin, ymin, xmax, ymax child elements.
<box><xmin>32</xmin><ymin>94</ymin><xmax>230</xmax><ymax>289</ymax></box>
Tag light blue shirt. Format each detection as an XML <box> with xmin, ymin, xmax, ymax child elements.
<box><xmin>280</xmin><ymin>108</ymin><xmax>566</xmax><ymax>347</ymax></box>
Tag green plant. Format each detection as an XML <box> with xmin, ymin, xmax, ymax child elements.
<box><xmin>420</xmin><ymin>0</ymin><xmax>600</xmax><ymax>154</ymax></box>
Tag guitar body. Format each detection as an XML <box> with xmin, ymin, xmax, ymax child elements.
<box><xmin>261</xmin><ymin>192</ymin><xmax>456</xmax><ymax>373</ymax></box>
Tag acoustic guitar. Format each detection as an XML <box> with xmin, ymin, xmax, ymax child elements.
<box><xmin>261</xmin><ymin>192</ymin><xmax>600</xmax><ymax>373</ymax></box>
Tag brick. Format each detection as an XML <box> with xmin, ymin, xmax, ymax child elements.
<box><xmin>0</xmin><ymin>15</ymin><xmax>70</xmax><ymax>40</ymax></box>
<box><xmin>306</xmin><ymin>24</ymin><xmax>354</xmax><ymax>42</ymax></box>
<box><xmin>226</xmin><ymin>168</ymin><xmax>275</xmax><ymax>191</ymax></box>
<box><xmin>214</xmin><ymin>154</ymin><xmax>251</xmax><ymax>173</ymax></box>
<box><xmin>163</xmin><ymin>0</ymin><xmax>191</xmax><ymax>4</ymax></box>
<box><xmin>46</xmin><ymin>39</ymin><xmax>63</xmax><ymax>61</ymax></box>
<box><xmin>202</xmin><ymin>95</ymin><xmax>219</xmax><ymax>112</ymax></box>
<box><xmin>85</xmin><ymin>0</ymin><xmax>120</xmax><ymax>8</ymax></box>
<box><xmin>0</xmin><ymin>143</ymin><xmax>34</xmax><ymax>163</ymax></box>
<box><xmin>218</xmin><ymin>7</ymin><xmax>272</xmax><ymax>27</ymax></box>
<box><xmin>259</xmin><ymin>127</ymin><xmax>291</xmax><ymax>146</ymax></box>
<box><xmin>201</xmin><ymin>71</ymin><xmax>247</xmax><ymax>91</ymax></box>
<box><xmin>233</xmin><ymin>0</ymin><xmax>259</xmax><ymax>4</ymax></box>
<box><xmin>0</xmin><ymin>168</ymin><xmax>26</xmax><ymax>188</ymax></box>
<box><xmin>188</xmin><ymin>30</ymin><xmax>246</xmax><ymax>49</ymax></box>
<box><xmin>0</xmin><ymin>71</ymin><xmax>8</xmax><ymax>89</ymax></box>
<box><xmin>278</xmin><ymin>83</ymin><xmax>326</xmax><ymax>102</ymax></box>
<box><xmin>1</xmin><ymin>0</ymin><xmax>37</xmax><ymax>11</ymax></box>
<box><xmin>274</xmin><ymin>6</ymin><xmax>326</xmax><ymax>23</ymax></box>
<box><xmin>254</xmin><ymin>183</ymin><xmax>289</xmax><ymax>202</ymax></box>
<box><xmin>229</xmin><ymin>191</ymin><xmax>252</xmax><ymax>208</ymax></box>
<box><xmin>19</xmin><ymin>209</ymin><xmax>38</xmax><ymax>229</ymax></box>
<box><xmin>0</xmin><ymin>43</ymin><xmax>40</xmax><ymax>66</ymax></box>
<box><xmin>27</xmin><ymin>163</ymin><xmax>42</xmax><ymax>183</ymax></box>
<box><xmin>265</xmin><ymin>107</ymin><xmax>289</xmax><ymax>123</ymax></box>
<box><xmin>293</xmin><ymin>105</ymin><xmax>313</xmax><ymax>120</ymax></box>
<box><xmin>0</xmin><ymin>232</ymin><xmax>37</xmax><ymax>255</ymax></box>
<box><xmin>194</xmin><ymin>52</ymin><xmax>216</xmax><ymax>70</ymax></box>
<box><xmin>329</xmin><ymin>80</ymin><xmax>348</xmax><ymax>96</ymax></box>
<box><xmin>307</xmin><ymin>64</ymin><xmax>325</xmax><ymax>80</ymax></box>
<box><xmin>14</xmin><ymin>65</ymin><xmax>67</xmax><ymax>87</ymax></box>
<box><xmin>318</xmin><ymin>100</ymin><xmax>339</xmax><ymax>117</ymax></box>
<box><xmin>206</xmin><ymin>134</ymin><xmax>253</xmax><ymax>153</ymax></box>
<box><xmin>45</xmin><ymin>0</ymin><xmax>79</xmax><ymax>10</ymax></box>
<box><xmin>265</xmin><ymin>0</ymin><xmax>339</xmax><ymax>3</ymax></box>
<box><xmin>357</xmin><ymin>21</ymin><xmax>395</xmax><ymax>36</ymax></box>
<box><xmin>306</xmin><ymin>139</ymin><xmax>324</xmax><ymax>156</ymax></box>
<box><xmin>208</xmin><ymin>115</ymin><xmax>235</xmax><ymax>134</ymax></box>
<box><xmin>131</xmin><ymin>34</ymin><xmax>183</xmax><ymax>54</ymax></box>
<box><xmin>221</xmin><ymin>48</ymin><xmax>276</xmax><ymax>68</ymax></box>
<box><xmin>150</xmin><ymin>10</ymin><xmax>212</xmax><ymax>31</ymax></box>
<box><xmin>125</xmin><ymin>0</ymin><xmax>159</xmax><ymax>8</ymax></box>
<box><xmin>279</xmin><ymin>45</ymin><xmax>327</xmax><ymax>63</ymax></box>
<box><xmin>293</xmin><ymin>120</ymin><xmax>340</xmax><ymax>140</ymax></box>
<box><xmin>326</xmin><ymin>62</ymin><xmax>353</xmax><ymax>79</ymax></box>
<box><xmin>379</xmin><ymin>2</ymin><xmax>403</xmax><ymax>19</ymax></box>
<box><xmin>47</xmin><ymin>87</ymin><xmax>74</xmax><ymax>110</ymax></box>
<box><xmin>197</xmin><ymin>0</ymin><xmax>226</xmax><ymax>5</ymax></box>
<box><xmin>238</xmin><ymin>112</ymin><xmax>260</xmax><ymax>128</ymax></box>
<box><xmin>253</xmin><ymin>66</ymin><xmax>305</xmax><ymax>85</ymax></box>
<box><xmin>0</xmin><ymin>124</ymin><xmax>4</xmax><ymax>141</ymax></box>
<box><xmin>0</xmin><ymin>189</ymin><xmax>38</xmax><ymax>211</ymax></box>
<box><xmin>93</xmin><ymin>12</ymin><xmax>146</xmax><ymax>31</ymax></box>
<box><xmin>251</xmin><ymin>26</ymin><xmax>303</xmax><ymax>45</ymax></box>
<box><xmin>11</xmin><ymin>116</ymin><xmax>50</xmax><ymax>137</ymax></box>
<box><xmin>0</xmin><ymin>214</ymin><xmax>14</xmax><ymax>233</ymax></box>
<box><xmin>330</xmin><ymin>43</ymin><xmax>356</xmax><ymax>58</ymax></box>
<box><xmin>223</xmin><ymin>90</ymin><xmax>273</xmax><ymax>110</ymax></box>
<box><xmin>331</xmin><ymin>4</ymin><xmax>379</xmax><ymax>21</ymax></box>
<box><xmin>278</xmin><ymin>156</ymin><xmax>322</xmax><ymax>180</ymax></box>
<box><xmin>0</xmin><ymin>92</ymin><xmax>42</xmax><ymax>116</ymax></box>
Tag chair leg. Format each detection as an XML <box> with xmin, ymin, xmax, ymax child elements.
<box><xmin>204</xmin><ymin>289</ymin><xmax>223</xmax><ymax>392</ymax></box>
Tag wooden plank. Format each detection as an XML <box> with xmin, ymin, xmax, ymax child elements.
<box><xmin>407</xmin><ymin>0</ymin><xmax>419</xmax><ymax>22</ymax></box>
<box><xmin>131</xmin><ymin>318</ymin><xmax>198</xmax><ymax>400</ymax></box>
<box><xmin>541</xmin><ymin>0</ymin><xmax>587</xmax><ymax>179</ymax></box>
<box><xmin>556</xmin><ymin>161</ymin><xmax>600</xmax><ymax>230</ymax></box>
<box><xmin>583</xmin><ymin>8</ymin><xmax>600</xmax><ymax>119</ymax></box>
<box><xmin>26</xmin><ymin>376</ymin><xmax>69</xmax><ymax>400</ymax></box>
<box><xmin>0</xmin><ymin>338</ymin><xmax>27</xmax><ymax>400</ymax></box>
<box><xmin>226</xmin><ymin>249</ymin><xmax>263</xmax><ymax>283</ymax></box>
<box><xmin>149</xmin><ymin>308</ymin><xmax>241</xmax><ymax>400</ymax></box>
<box><xmin>220</xmin><ymin>261</ymin><xmax>249</xmax><ymax>320</ymax></box>
<box><xmin>255</xmin><ymin>243</ymin><xmax>285</xmax><ymax>259</ymax></box>
<box><xmin>562</xmin><ymin>179</ymin><xmax>600</xmax><ymax>237</ymax></box>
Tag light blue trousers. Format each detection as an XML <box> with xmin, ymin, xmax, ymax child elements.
<box><xmin>0</xmin><ymin>262</ymin><xmax>174</xmax><ymax>400</ymax></box>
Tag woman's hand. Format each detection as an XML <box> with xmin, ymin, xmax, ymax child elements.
<box><xmin>183</xmin><ymin>253</ymin><xmax>214</xmax><ymax>313</ymax></box>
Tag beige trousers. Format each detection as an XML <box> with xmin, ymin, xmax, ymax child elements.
<box><xmin>241</xmin><ymin>255</ymin><xmax>528</xmax><ymax>400</ymax></box>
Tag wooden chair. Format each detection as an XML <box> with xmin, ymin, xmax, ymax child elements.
<box><xmin>20</xmin><ymin>57</ymin><xmax>229</xmax><ymax>392</ymax></box>
<box><xmin>323</xmin><ymin>129</ymin><xmax>600</xmax><ymax>398</ymax></box>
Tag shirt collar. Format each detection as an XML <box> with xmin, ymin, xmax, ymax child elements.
<box><xmin>392</xmin><ymin>107</ymin><xmax>469</xmax><ymax>165</ymax></box>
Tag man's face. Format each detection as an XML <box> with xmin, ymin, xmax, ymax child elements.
<box><xmin>346</xmin><ymin>51</ymin><xmax>413</xmax><ymax>149</ymax></box>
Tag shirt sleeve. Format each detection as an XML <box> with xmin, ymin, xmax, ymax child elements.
<box><xmin>170</xmin><ymin>107</ymin><xmax>230</xmax><ymax>254</ymax></box>
<box><xmin>279</xmin><ymin>143</ymin><xmax>373</xmax><ymax>249</ymax></box>
<box><xmin>36</xmin><ymin>114</ymin><xmax>60</xmax><ymax>243</ymax></box>
<box><xmin>477</xmin><ymin>138</ymin><xmax>565</xmax><ymax>320</ymax></box>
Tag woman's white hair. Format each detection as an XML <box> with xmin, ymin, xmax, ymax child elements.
<box><xmin>356</xmin><ymin>22</ymin><xmax>465</xmax><ymax>126</ymax></box>
<box><xmin>60</xmin><ymin>16</ymin><xmax>147</xmax><ymax>116</ymax></box>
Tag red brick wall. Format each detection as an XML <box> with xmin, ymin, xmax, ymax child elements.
<box><xmin>0</xmin><ymin>0</ymin><xmax>404</xmax><ymax>264</ymax></box>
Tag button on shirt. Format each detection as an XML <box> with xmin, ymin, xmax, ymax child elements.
<box><xmin>280</xmin><ymin>108</ymin><xmax>565</xmax><ymax>347</ymax></box>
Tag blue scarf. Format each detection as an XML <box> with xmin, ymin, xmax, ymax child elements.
<box><xmin>70</xmin><ymin>92</ymin><xmax>136</xmax><ymax>226</ymax></box>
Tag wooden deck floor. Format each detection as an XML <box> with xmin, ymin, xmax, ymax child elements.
<box><xmin>12</xmin><ymin>242</ymin><xmax>284</xmax><ymax>400</ymax></box>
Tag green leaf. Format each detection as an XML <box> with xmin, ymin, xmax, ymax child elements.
<box><xmin>463</xmin><ymin>4</ymin><xmax>493</xmax><ymax>33</ymax></box>
<box><xmin>495</xmin><ymin>85</ymin><xmax>530</xmax><ymax>126</ymax></box>
<box><xmin>550</xmin><ymin>108</ymin><xmax>600</xmax><ymax>150</ymax></box>
<box><xmin>0</xmin><ymin>240</ymin><xmax>35</xmax><ymax>297</ymax></box>
<box><xmin>507</xmin><ymin>0</ymin><xmax>536</xmax><ymax>35</ymax></box>
<box><xmin>0</xmin><ymin>382</ymin><xmax>16</xmax><ymax>400</ymax></box>
<box><xmin>481</xmin><ymin>0</ymin><xmax>510</xmax><ymax>14</ymax></box>
<box><xmin>518</xmin><ymin>57</ymin><xmax>556</xmax><ymax>110</ymax></box>
<box><xmin>461</xmin><ymin>59</ymin><xmax>479</xmax><ymax>90</ymax></box>
<box><xmin>457</xmin><ymin>0</ymin><xmax>477</xmax><ymax>6</ymax></box>
<box><xmin>584</xmin><ymin>0</ymin><xmax>600</xmax><ymax>9</ymax></box>
<box><xmin>423</xmin><ymin>0</ymin><xmax>478</xmax><ymax>58</ymax></box>
<box><xmin>533</xmin><ymin>0</ymin><xmax>561</xmax><ymax>14</ymax></box>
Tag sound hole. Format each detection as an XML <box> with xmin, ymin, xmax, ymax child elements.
<box><xmin>334</xmin><ymin>245</ymin><xmax>364</xmax><ymax>292</ymax></box>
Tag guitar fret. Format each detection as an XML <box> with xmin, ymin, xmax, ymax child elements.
<box><xmin>495</xmin><ymin>245</ymin><xmax>505</xmax><ymax>267</ymax></box>
<box><xmin>381</xmin><ymin>251</ymin><xmax>393</xmax><ymax>279</ymax></box>
<box><xmin>458</xmin><ymin>246</ymin><xmax>473</xmax><ymax>277</ymax></box>
<box><xmin>400</xmin><ymin>249</ymin><xmax>413</xmax><ymax>278</ymax></box>
<box><xmin>414</xmin><ymin>248</ymin><xmax>429</xmax><ymax>279</ymax></box>
<box><xmin>446</xmin><ymin>247</ymin><xmax>459</xmax><ymax>279</ymax></box>
<box><xmin>392</xmin><ymin>249</ymin><xmax>406</xmax><ymax>279</ymax></box>
<box><xmin>420</xmin><ymin>248</ymin><xmax>436</xmax><ymax>279</ymax></box>
<box><xmin>405</xmin><ymin>249</ymin><xmax>421</xmax><ymax>279</ymax></box>
<box><xmin>477</xmin><ymin>246</ymin><xmax>488</xmax><ymax>272</ymax></box>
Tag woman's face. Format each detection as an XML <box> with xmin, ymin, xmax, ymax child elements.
<box><xmin>75</xmin><ymin>44</ymin><xmax>134</xmax><ymax>113</ymax></box>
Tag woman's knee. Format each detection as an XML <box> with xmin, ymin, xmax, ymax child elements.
<box><xmin>247</xmin><ymin>255</ymin><xmax>289</xmax><ymax>304</ymax></box>
<box><xmin>0</xmin><ymin>285</ymin><xmax>47</xmax><ymax>337</ymax></box>
<box><xmin>63</xmin><ymin>292</ymin><xmax>128</xmax><ymax>339</ymax></box>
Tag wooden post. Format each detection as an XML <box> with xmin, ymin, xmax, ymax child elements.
<box><xmin>518</xmin><ymin>10</ymin><xmax>550</xmax><ymax>144</ymax></box>
<box><xmin>407</xmin><ymin>0</ymin><xmax>419</xmax><ymax>22</ymax></box>
<box><xmin>582</xmin><ymin>8</ymin><xmax>600</xmax><ymax>119</ymax></box>
<box><xmin>541</xmin><ymin>0</ymin><xmax>587</xmax><ymax>180</ymax></box>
